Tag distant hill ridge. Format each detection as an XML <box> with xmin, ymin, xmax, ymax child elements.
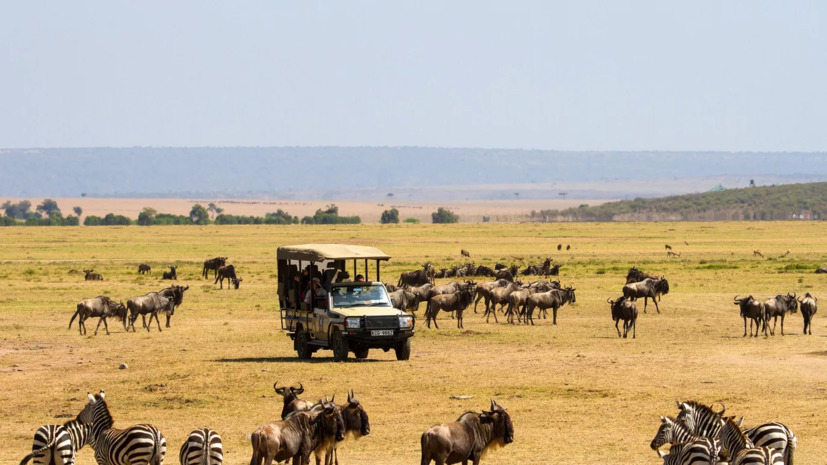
<box><xmin>538</xmin><ymin>182</ymin><xmax>827</xmax><ymax>221</ymax></box>
<box><xmin>2</xmin><ymin>147</ymin><xmax>827</xmax><ymax>198</ymax></box>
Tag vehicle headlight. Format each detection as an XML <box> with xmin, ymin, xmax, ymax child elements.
<box><xmin>345</xmin><ymin>317</ymin><xmax>361</xmax><ymax>329</ymax></box>
<box><xmin>399</xmin><ymin>315</ymin><xmax>413</xmax><ymax>329</ymax></box>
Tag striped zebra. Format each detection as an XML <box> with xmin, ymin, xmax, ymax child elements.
<box><xmin>656</xmin><ymin>439</ymin><xmax>722</xmax><ymax>465</ymax></box>
<box><xmin>19</xmin><ymin>420</ymin><xmax>92</xmax><ymax>465</ymax></box>
<box><xmin>677</xmin><ymin>401</ymin><xmax>796</xmax><ymax>464</ymax></box>
<box><xmin>719</xmin><ymin>416</ymin><xmax>783</xmax><ymax>464</ymax></box>
<box><xmin>79</xmin><ymin>391</ymin><xmax>166</xmax><ymax>465</ymax></box>
<box><xmin>179</xmin><ymin>429</ymin><xmax>222</xmax><ymax>465</ymax></box>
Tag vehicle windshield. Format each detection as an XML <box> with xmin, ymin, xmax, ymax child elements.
<box><xmin>330</xmin><ymin>283</ymin><xmax>391</xmax><ymax>308</ymax></box>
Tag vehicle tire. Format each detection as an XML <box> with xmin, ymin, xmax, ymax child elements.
<box><xmin>354</xmin><ymin>348</ymin><xmax>369</xmax><ymax>359</ymax></box>
<box><xmin>332</xmin><ymin>331</ymin><xmax>350</xmax><ymax>362</ymax></box>
<box><xmin>296</xmin><ymin>331</ymin><xmax>313</xmax><ymax>360</ymax></box>
<box><xmin>395</xmin><ymin>338</ymin><xmax>411</xmax><ymax>361</ymax></box>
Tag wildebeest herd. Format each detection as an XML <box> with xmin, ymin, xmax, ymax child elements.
<box><xmin>68</xmin><ymin>257</ymin><xmax>244</xmax><ymax>336</ymax></box>
<box><xmin>650</xmin><ymin>400</ymin><xmax>797</xmax><ymax>464</ymax></box>
<box><xmin>20</xmin><ymin>384</ymin><xmax>511</xmax><ymax>465</ymax></box>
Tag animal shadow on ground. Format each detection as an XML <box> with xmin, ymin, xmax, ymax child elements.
<box><xmin>214</xmin><ymin>357</ymin><xmax>385</xmax><ymax>364</ymax></box>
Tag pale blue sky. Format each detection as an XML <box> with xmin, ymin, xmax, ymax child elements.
<box><xmin>1</xmin><ymin>1</ymin><xmax>825</xmax><ymax>151</ymax></box>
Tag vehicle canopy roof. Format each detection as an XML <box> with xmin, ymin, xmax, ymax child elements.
<box><xmin>277</xmin><ymin>244</ymin><xmax>391</xmax><ymax>262</ymax></box>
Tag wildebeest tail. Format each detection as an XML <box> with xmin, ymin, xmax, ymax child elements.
<box><xmin>69</xmin><ymin>304</ymin><xmax>82</xmax><ymax>329</ymax></box>
<box><xmin>249</xmin><ymin>432</ymin><xmax>261</xmax><ymax>465</ymax></box>
<box><xmin>420</xmin><ymin>432</ymin><xmax>431</xmax><ymax>465</ymax></box>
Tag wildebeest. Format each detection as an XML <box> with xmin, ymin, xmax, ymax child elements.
<box><xmin>162</xmin><ymin>265</ymin><xmax>177</xmax><ymax>280</ymax></box>
<box><xmin>764</xmin><ymin>292</ymin><xmax>798</xmax><ymax>336</ymax></box>
<box><xmin>486</xmin><ymin>281</ymin><xmax>521</xmax><ymax>323</ymax></box>
<box><xmin>249</xmin><ymin>400</ymin><xmax>344</xmax><ymax>465</ymax></box>
<box><xmin>315</xmin><ymin>390</ymin><xmax>370</xmax><ymax>465</ymax></box>
<box><xmin>608</xmin><ymin>296</ymin><xmax>637</xmax><ymax>338</ymax></box>
<box><xmin>494</xmin><ymin>263</ymin><xmax>507</xmax><ymax>270</ymax></box>
<box><xmin>126</xmin><ymin>292</ymin><xmax>173</xmax><ymax>332</ymax></box>
<box><xmin>494</xmin><ymin>268</ymin><xmax>514</xmax><ymax>282</ymax></box>
<box><xmin>566</xmin><ymin>245</ymin><xmax>570</xmax><ymax>251</ymax></box>
<box><xmin>474</xmin><ymin>265</ymin><xmax>495</xmax><ymax>277</ymax></box>
<box><xmin>733</xmin><ymin>295</ymin><xmax>767</xmax><ymax>337</ymax></box>
<box><xmin>420</xmin><ymin>400</ymin><xmax>513</xmax><ymax>465</ymax></box>
<box><xmin>274</xmin><ymin>382</ymin><xmax>312</xmax><ymax>420</ymax></box>
<box><xmin>398</xmin><ymin>264</ymin><xmax>431</xmax><ymax>287</ymax></box>
<box><xmin>461</xmin><ymin>249</ymin><xmax>470</xmax><ymax>258</ymax></box>
<box><xmin>665</xmin><ymin>244</ymin><xmax>672</xmax><ymax>250</ymax></box>
<box><xmin>816</xmin><ymin>265</ymin><xmax>827</xmax><ymax>274</ymax></box>
<box><xmin>434</xmin><ymin>268</ymin><xmax>447</xmax><ymax>279</ymax></box>
<box><xmin>83</xmin><ymin>269</ymin><xmax>103</xmax><ymax>281</ymax></box>
<box><xmin>215</xmin><ymin>265</ymin><xmax>240</xmax><ymax>289</ymax></box>
<box><xmin>202</xmin><ymin>257</ymin><xmax>227</xmax><ymax>279</ymax></box>
<box><xmin>524</xmin><ymin>287</ymin><xmax>576</xmax><ymax>325</ymax></box>
<box><xmin>557</xmin><ymin>244</ymin><xmax>562</xmax><ymax>251</ymax></box>
<box><xmin>68</xmin><ymin>296</ymin><xmax>127</xmax><ymax>336</ymax></box>
<box><xmin>425</xmin><ymin>288</ymin><xmax>474</xmax><ymax>329</ymax></box>
<box><xmin>625</xmin><ymin>266</ymin><xmax>659</xmax><ymax>285</ymax></box>
<box><xmin>158</xmin><ymin>284</ymin><xmax>189</xmax><ymax>328</ymax></box>
<box><xmin>505</xmin><ymin>284</ymin><xmax>535</xmax><ymax>324</ymax></box>
<box><xmin>622</xmin><ymin>277</ymin><xmax>669</xmax><ymax>314</ymax></box>
<box><xmin>407</xmin><ymin>283</ymin><xmax>434</xmax><ymax>309</ymax></box>
<box><xmin>798</xmin><ymin>292</ymin><xmax>818</xmax><ymax>335</ymax></box>
<box><xmin>548</xmin><ymin>264</ymin><xmax>561</xmax><ymax>276</ymax></box>
<box><xmin>390</xmin><ymin>288</ymin><xmax>421</xmax><ymax>313</ymax></box>
<box><xmin>138</xmin><ymin>264</ymin><xmax>151</xmax><ymax>274</ymax></box>
<box><xmin>473</xmin><ymin>279</ymin><xmax>509</xmax><ymax>314</ymax></box>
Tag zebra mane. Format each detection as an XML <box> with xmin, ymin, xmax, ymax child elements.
<box><xmin>681</xmin><ymin>400</ymin><xmax>718</xmax><ymax>416</ymax></box>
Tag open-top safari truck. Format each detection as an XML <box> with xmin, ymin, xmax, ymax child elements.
<box><xmin>278</xmin><ymin>244</ymin><xmax>414</xmax><ymax>361</ymax></box>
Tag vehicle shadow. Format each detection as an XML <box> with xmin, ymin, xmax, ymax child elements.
<box><xmin>214</xmin><ymin>357</ymin><xmax>385</xmax><ymax>364</ymax></box>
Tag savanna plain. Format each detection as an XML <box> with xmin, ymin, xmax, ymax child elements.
<box><xmin>1</xmin><ymin>222</ymin><xmax>826</xmax><ymax>464</ymax></box>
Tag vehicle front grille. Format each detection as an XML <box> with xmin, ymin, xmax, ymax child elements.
<box><xmin>365</xmin><ymin>316</ymin><xmax>398</xmax><ymax>329</ymax></box>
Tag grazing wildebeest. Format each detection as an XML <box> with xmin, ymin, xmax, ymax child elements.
<box><xmin>138</xmin><ymin>264</ymin><xmax>151</xmax><ymax>274</ymax></box>
<box><xmin>315</xmin><ymin>390</ymin><xmax>370</xmax><ymax>465</ymax></box>
<box><xmin>126</xmin><ymin>292</ymin><xmax>173</xmax><ymax>332</ymax></box>
<box><xmin>608</xmin><ymin>296</ymin><xmax>637</xmax><ymax>338</ymax></box>
<box><xmin>816</xmin><ymin>265</ymin><xmax>827</xmax><ymax>274</ymax></box>
<box><xmin>162</xmin><ymin>265</ymin><xmax>177</xmax><ymax>280</ymax></box>
<box><xmin>202</xmin><ymin>257</ymin><xmax>227</xmax><ymax>279</ymax></box>
<box><xmin>461</xmin><ymin>249</ymin><xmax>470</xmax><ymax>258</ymax></box>
<box><xmin>215</xmin><ymin>265</ymin><xmax>238</xmax><ymax>289</ymax></box>
<box><xmin>83</xmin><ymin>269</ymin><xmax>103</xmax><ymax>281</ymax></box>
<box><xmin>158</xmin><ymin>284</ymin><xmax>189</xmax><ymax>328</ymax></box>
<box><xmin>274</xmin><ymin>382</ymin><xmax>312</xmax><ymax>420</ymax></box>
<box><xmin>625</xmin><ymin>266</ymin><xmax>659</xmax><ymax>285</ymax></box>
<box><xmin>249</xmin><ymin>400</ymin><xmax>344</xmax><ymax>465</ymax></box>
<box><xmin>486</xmin><ymin>281</ymin><xmax>521</xmax><ymax>323</ymax></box>
<box><xmin>733</xmin><ymin>295</ymin><xmax>767</xmax><ymax>337</ymax></box>
<box><xmin>764</xmin><ymin>292</ymin><xmax>798</xmax><ymax>336</ymax></box>
<box><xmin>425</xmin><ymin>288</ymin><xmax>474</xmax><ymax>329</ymax></box>
<box><xmin>798</xmin><ymin>292</ymin><xmax>818</xmax><ymax>335</ymax></box>
<box><xmin>524</xmin><ymin>287</ymin><xmax>576</xmax><ymax>325</ymax></box>
<box><xmin>420</xmin><ymin>400</ymin><xmax>513</xmax><ymax>465</ymax></box>
<box><xmin>398</xmin><ymin>264</ymin><xmax>431</xmax><ymax>287</ymax></box>
<box><xmin>622</xmin><ymin>277</ymin><xmax>669</xmax><ymax>314</ymax></box>
<box><xmin>390</xmin><ymin>288</ymin><xmax>421</xmax><ymax>313</ymax></box>
<box><xmin>473</xmin><ymin>279</ymin><xmax>509</xmax><ymax>314</ymax></box>
<box><xmin>69</xmin><ymin>296</ymin><xmax>127</xmax><ymax>336</ymax></box>
<box><xmin>753</xmin><ymin>249</ymin><xmax>764</xmax><ymax>258</ymax></box>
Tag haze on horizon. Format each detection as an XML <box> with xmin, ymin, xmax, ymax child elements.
<box><xmin>1</xmin><ymin>1</ymin><xmax>826</xmax><ymax>152</ymax></box>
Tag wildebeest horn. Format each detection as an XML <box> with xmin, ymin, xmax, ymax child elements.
<box><xmin>274</xmin><ymin>382</ymin><xmax>285</xmax><ymax>394</ymax></box>
<box><xmin>607</xmin><ymin>298</ymin><xmax>613</xmax><ymax>304</ymax></box>
<box><xmin>716</xmin><ymin>403</ymin><xmax>726</xmax><ymax>415</ymax></box>
<box><xmin>294</xmin><ymin>382</ymin><xmax>304</xmax><ymax>395</ymax></box>
<box><xmin>347</xmin><ymin>389</ymin><xmax>353</xmax><ymax>402</ymax></box>
<box><xmin>490</xmin><ymin>399</ymin><xmax>496</xmax><ymax>410</ymax></box>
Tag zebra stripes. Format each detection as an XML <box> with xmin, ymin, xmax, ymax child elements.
<box><xmin>657</xmin><ymin>439</ymin><xmax>721</xmax><ymax>465</ymax></box>
<box><xmin>179</xmin><ymin>429</ymin><xmax>222</xmax><ymax>465</ymax></box>
<box><xmin>19</xmin><ymin>420</ymin><xmax>92</xmax><ymax>465</ymax></box>
<box><xmin>742</xmin><ymin>421</ymin><xmax>796</xmax><ymax>465</ymax></box>
<box><xmin>719</xmin><ymin>417</ymin><xmax>784</xmax><ymax>465</ymax></box>
<box><xmin>79</xmin><ymin>391</ymin><xmax>166</xmax><ymax>465</ymax></box>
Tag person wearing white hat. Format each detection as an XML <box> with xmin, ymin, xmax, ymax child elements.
<box><xmin>304</xmin><ymin>277</ymin><xmax>327</xmax><ymax>308</ymax></box>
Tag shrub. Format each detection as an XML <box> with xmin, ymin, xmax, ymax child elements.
<box><xmin>381</xmin><ymin>208</ymin><xmax>400</xmax><ymax>224</ymax></box>
<box><xmin>431</xmin><ymin>207</ymin><xmax>459</xmax><ymax>224</ymax></box>
<box><xmin>403</xmin><ymin>218</ymin><xmax>420</xmax><ymax>224</ymax></box>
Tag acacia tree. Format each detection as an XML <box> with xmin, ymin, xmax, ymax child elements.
<box><xmin>137</xmin><ymin>207</ymin><xmax>157</xmax><ymax>226</ymax></box>
<box><xmin>36</xmin><ymin>199</ymin><xmax>61</xmax><ymax>217</ymax></box>
<box><xmin>431</xmin><ymin>207</ymin><xmax>459</xmax><ymax>224</ymax></box>
<box><xmin>380</xmin><ymin>208</ymin><xmax>399</xmax><ymax>224</ymax></box>
<box><xmin>73</xmin><ymin>206</ymin><xmax>83</xmax><ymax>217</ymax></box>
<box><xmin>189</xmin><ymin>204</ymin><xmax>210</xmax><ymax>225</ymax></box>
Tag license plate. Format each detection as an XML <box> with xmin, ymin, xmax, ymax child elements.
<box><xmin>371</xmin><ymin>330</ymin><xmax>394</xmax><ymax>336</ymax></box>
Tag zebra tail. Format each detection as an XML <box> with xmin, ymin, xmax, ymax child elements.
<box><xmin>785</xmin><ymin>427</ymin><xmax>797</xmax><ymax>465</ymax></box>
<box><xmin>151</xmin><ymin>430</ymin><xmax>163</xmax><ymax>465</ymax></box>
<box><xmin>202</xmin><ymin>430</ymin><xmax>211</xmax><ymax>465</ymax></box>
<box><xmin>20</xmin><ymin>435</ymin><xmax>59</xmax><ymax>465</ymax></box>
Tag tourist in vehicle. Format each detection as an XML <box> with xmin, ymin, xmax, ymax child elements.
<box><xmin>304</xmin><ymin>277</ymin><xmax>327</xmax><ymax>309</ymax></box>
<box><xmin>355</xmin><ymin>274</ymin><xmax>365</xmax><ymax>282</ymax></box>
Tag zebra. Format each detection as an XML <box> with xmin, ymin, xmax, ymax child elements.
<box><xmin>677</xmin><ymin>401</ymin><xmax>796</xmax><ymax>464</ymax></box>
<box><xmin>179</xmin><ymin>429</ymin><xmax>222</xmax><ymax>465</ymax></box>
<box><xmin>78</xmin><ymin>391</ymin><xmax>166</xmax><ymax>465</ymax></box>
<box><xmin>19</xmin><ymin>419</ymin><xmax>92</xmax><ymax>465</ymax></box>
<box><xmin>718</xmin><ymin>416</ymin><xmax>783</xmax><ymax>464</ymax></box>
<box><xmin>650</xmin><ymin>416</ymin><xmax>720</xmax><ymax>452</ymax></box>
<box><xmin>656</xmin><ymin>439</ymin><xmax>722</xmax><ymax>465</ymax></box>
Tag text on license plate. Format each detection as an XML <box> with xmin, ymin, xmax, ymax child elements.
<box><xmin>371</xmin><ymin>330</ymin><xmax>394</xmax><ymax>336</ymax></box>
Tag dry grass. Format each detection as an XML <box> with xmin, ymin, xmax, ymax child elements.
<box><xmin>1</xmin><ymin>222</ymin><xmax>826</xmax><ymax>465</ymax></box>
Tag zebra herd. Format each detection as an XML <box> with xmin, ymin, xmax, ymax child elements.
<box><xmin>650</xmin><ymin>401</ymin><xmax>796</xmax><ymax>464</ymax></box>
<box><xmin>20</xmin><ymin>391</ymin><xmax>222</xmax><ymax>465</ymax></box>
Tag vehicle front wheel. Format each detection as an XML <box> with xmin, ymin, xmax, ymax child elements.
<box><xmin>354</xmin><ymin>348</ymin><xmax>369</xmax><ymax>359</ymax></box>
<box><xmin>296</xmin><ymin>331</ymin><xmax>313</xmax><ymax>360</ymax></box>
<box><xmin>395</xmin><ymin>338</ymin><xmax>411</xmax><ymax>361</ymax></box>
<box><xmin>332</xmin><ymin>331</ymin><xmax>350</xmax><ymax>362</ymax></box>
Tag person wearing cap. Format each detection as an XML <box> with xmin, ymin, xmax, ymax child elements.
<box><xmin>355</xmin><ymin>274</ymin><xmax>365</xmax><ymax>282</ymax></box>
<box><xmin>304</xmin><ymin>277</ymin><xmax>327</xmax><ymax>308</ymax></box>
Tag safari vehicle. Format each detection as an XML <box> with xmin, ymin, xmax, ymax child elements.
<box><xmin>278</xmin><ymin>244</ymin><xmax>414</xmax><ymax>361</ymax></box>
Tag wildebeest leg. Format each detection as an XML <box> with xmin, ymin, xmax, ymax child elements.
<box><xmin>642</xmin><ymin>297</ymin><xmax>647</xmax><ymax>314</ymax></box>
<box><xmin>780</xmin><ymin>313</ymin><xmax>785</xmax><ymax>336</ymax></box>
<box><xmin>165</xmin><ymin>311</ymin><xmax>171</xmax><ymax>328</ymax></box>
<box><xmin>651</xmin><ymin>296</ymin><xmax>660</xmax><ymax>314</ymax></box>
<box><xmin>615</xmin><ymin>319</ymin><xmax>621</xmax><ymax>337</ymax></box>
<box><xmin>141</xmin><ymin>313</ymin><xmax>148</xmax><ymax>329</ymax></box>
<box><xmin>772</xmin><ymin>315</ymin><xmax>778</xmax><ymax>336</ymax></box>
<box><xmin>457</xmin><ymin>309</ymin><xmax>463</xmax><ymax>329</ymax></box>
<box><xmin>632</xmin><ymin>316</ymin><xmax>636</xmax><ymax>339</ymax></box>
<box><xmin>743</xmin><ymin>317</ymin><xmax>748</xmax><ymax>337</ymax></box>
<box><xmin>553</xmin><ymin>307</ymin><xmax>558</xmax><ymax>325</ymax></box>
<box><xmin>79</xmin><ymin>315</ymin><xmax>87</xmax><ymax>336</ymax></box>
<box><xmin>94</xmin><ymin>316</ymin><xmax>106</xmax><ymax>336</ymax></box>
<box><xmin>473</xmin><ymin>293</ymin><xmax>483</xmax><ymax>313</ymax></box>
<box><xmin>152</xmin><ymin>311</ymin><xmax>162</xmax><ymax>332</ymax></box>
